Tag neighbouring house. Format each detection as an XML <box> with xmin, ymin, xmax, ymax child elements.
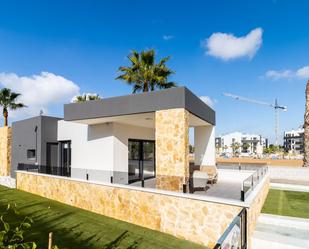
<box><xmin>10</xmin><ymin>87</ymin><xmax>269</xmax><ymax>249</ymax></box>
<box><xmin>283</xmin><ymin>128</ymin><xmax>304</xmax><ymax>154</ymax></box>
<box><xmin>11</xmin><ymin>115</ymin><xmax>61</xmax><ymax>177</ymax></box>
<box><xmin>216</xmin><ymin>132</ymin><xmax>268</xmax><ymax>157</ymax></box>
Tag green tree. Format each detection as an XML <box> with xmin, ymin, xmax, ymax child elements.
<box><xmin>189</xmin><ymin>144</ymin><xmax>195</xmax><ymax>154</ymax></box>
<box><xmin>0</xmin><ymin>204</ymin><xmax>59</xmax><ymax>249</ymax></box>
<box><xmin>242</xmin><ymin>143</ymin><xmax>250</xmax><ymax>153</ymax></box>
<box><xmin>0</xmin><ymin>204</ymin><xmax>36</xmax><ymax>248</ymax></box>
<box><xmin>116</xmin><ymin>49</ymin><xmax>177</xmax><ymax>93</ymax></box>
<box><xmin>0</xmin><ymin>88</ymin><xmax>25</xmax><ymax>126</ymax></box>
<box><xmin>264</xmin><ymin>144</ymin><xmax>281</xmax><ymax>154</ymax></box>
<box><xmin>231</xmin><ymin>142</ymin><xmax>241</xmax><ymax>156</ymax></box>
<box><xmin>72</xmin><ymin>93</ymin><xmax>101</xmax><ymax>103</ymax></box>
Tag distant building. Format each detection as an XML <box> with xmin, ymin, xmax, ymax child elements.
<box><xmin>283</xmin><ymin>128</ymin><xmax>304</xmax><ymax>154</ymax></box>
<box><xmin>216</xmin><ymin>132</ymin><xmax>268</xmax><ymax>156</ymax></box>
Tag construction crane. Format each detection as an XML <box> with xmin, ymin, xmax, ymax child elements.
<box><xmin>223</xmin><ymin>92</ymin><xmax>287</xmax><ymax>146</ymax></box>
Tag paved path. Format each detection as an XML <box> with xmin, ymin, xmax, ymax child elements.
<box><xmin>0</xmin><ymin>176</ymin><xmax>16</xmax><ymax>188</ymax></box>
<box><xmin>270</xmin><ymin>183</ymin><xmax>309</xmax><ymax>192</ymax></box>
<box><xmin>253</xmin><ymin>214</ymin><xmax>309</xmax><ymax>249</ymax></box>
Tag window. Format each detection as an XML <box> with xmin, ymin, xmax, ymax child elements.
<box><xmin>27</xmin><ymin>149</ymin><xmax>36</xmax><ymax>160</ymax></box>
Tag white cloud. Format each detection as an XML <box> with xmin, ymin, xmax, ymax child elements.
<box><xmin>200</xmin><ymin>96</ymin><xmax>217</xmax><ymax>108</ymax></box>
<box><xmin>202</xmin><ymin>28</ymin><xmax>263</xmax><ymax>61</ymax></box>
<box><xmin>163</xmin><ymin>35</ymin><xmax>174</xmax><ymax>41</ymax></box>
<box><xmin>0</xmin><ymin>72</ymin><xmax>80</xmax><ymax>119</ymax></box>
<box><xmin>265</xmin><ymin>70</ymin><xmax>293</xmax><ymax>80</ymax></box>
<box><xmin>265</xmin><ymin>66</ymin><xmax>309</xmax><ymax>80</ymax></box>
<box><xmin>296</xmin><ymin>66</ymin><xmax>309</xmax><ymax>79</ymax></box>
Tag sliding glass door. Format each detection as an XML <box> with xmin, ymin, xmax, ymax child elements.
<box><xmin>128</xmin><ymin>139</ymin><xmax>155</xmax><ymax>183</ymax></box>
<box><xmin>60</xmin><ymin>141</ymin><xmax>71</xmax><ymax>177</ymax></box>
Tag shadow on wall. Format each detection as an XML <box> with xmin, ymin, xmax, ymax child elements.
<box><xmin>87</xmin><ymin>123</ymin><xmax>113</xmax><ymax>141</ymax></box>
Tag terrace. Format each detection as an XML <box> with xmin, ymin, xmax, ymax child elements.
<box><xmin>18</xmin><ymin>163</ymin><xmax>268</xmax><ymax>202</ymax></box>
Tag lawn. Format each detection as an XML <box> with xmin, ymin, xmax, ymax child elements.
<box><xmin>262</xmin><ymin>189</ymin><xmax>309</xmax><ymax>219</ymax></box>
<box><xmin>0</xmin><ymin>185</ymin><xmax>207</xmax><ymax>249</ymax></box>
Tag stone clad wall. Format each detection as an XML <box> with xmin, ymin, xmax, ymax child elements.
<box><xmin>155</xmin><ymin>108</ymin><xmax>189</xmax><ymax>191</ymax></box>
<box><xmin>0</xmin><ymin>127</ymin><xmax>11</xmax><ymax>176</ymax></box>
<box><xmin>16</xmin><ymin>172</ymin><xmax>242</xmax><ymax>248</ymax></box>
<box><xmin>246</xmin><ymin>176</ymin><xmax>270</xmax><ymax>249</ymax></box>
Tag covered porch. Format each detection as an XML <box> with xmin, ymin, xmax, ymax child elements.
<box><xmin>63</xmin><ymin>87</ymin><xmax>216</xmax><ymax>192</ymax></box>
<box><xmin>65</xmin><ymin>108</ymin><xmax>215</xmax><ymax>192</ymax></box>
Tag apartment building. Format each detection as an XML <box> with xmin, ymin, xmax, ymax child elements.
<box><xmin>283</xmin><ymin>128</ymin><xmax>304</xmax><ymax>154</ymax></box>
<box><xmin>216</xmin><ymin>132</ymin><xmax>268</xmax><ymax>156</ymax></box>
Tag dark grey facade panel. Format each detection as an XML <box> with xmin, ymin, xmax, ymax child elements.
<box><xmin>184</xmin><ymin>88</ymin><xmax>216</xmax><ymax>125</ymax></box>
<box><xmin>40</xmin><ymin>116</ymin><xmax>62</xmax><ymax>168</ymax></box>
<box><xmin>64</xmin><ymin>87</ymin><xmax>216</xmax><ymax>124</ymax></box>
<box><xmin>64</xmin><ymin>87</ymin><xmax>186</xmax><ymax>121</ymax></box>
<box><xmin>11</xmin><ymin>115</ymin><xmax>61</xmax><ymax>177</ymax></box>
<box><xmin>11</xmin><ymin>117</ymin><xmax>41</xmax><ymax>177</ymax></box>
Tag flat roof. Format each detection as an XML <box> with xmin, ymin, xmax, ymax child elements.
<box><xmin>64</xmin><ymin>87</ymin><xmax>215</xmax><ymax>125</ymax></box>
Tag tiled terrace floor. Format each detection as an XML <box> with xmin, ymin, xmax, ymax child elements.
<box><xmin>130</xmin><ymin>169</ymin><xmax>254</xmax><ymax>201</ymax></box>
<box><xmin>194</xmin><ymin>169</ymin><xmax>254</xmax><ymax>200</ymax></box>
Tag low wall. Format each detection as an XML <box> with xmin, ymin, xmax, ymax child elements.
<box><xmin>0</xmin><ymin>127</ymin><xmax>11</xmax><ymax>176</ymax></box>
<box><xmin>16</xmin><ymin>171</ymin><xmax>242</xmax><ymax>248</ymax></box>
<box><xmin>246</xmin><ymin>175</ymin><xmax>270</xmax><ymax>249</ymax></box>
<box><xmin>268</xmin><ymin>167</ymin><xmax>309</xmax><ymax>185</ymax></box>
<box><xmin>217</xmin><ymin>157</ymin><xmax>302</xmax><ymax>167</ymax></box>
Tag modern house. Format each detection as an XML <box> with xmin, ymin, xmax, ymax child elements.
<box><xmin>14</xmin><ymin>87</ymin><xmax>216</xmax><ymax>191</ymax></box>
<box><xmin>11</xmin><ymin>115</ymin><xmax>61</xmax><ymax>177</ymax></box>
<box><xmin>10</xmin><ymin>87</ymin><xmax>269</xmax><ymax>248</ymax></box>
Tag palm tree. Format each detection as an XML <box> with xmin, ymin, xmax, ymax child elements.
<box><xmin>231</xmin><ymin>142</ymin><xmax>241</xmax><ymax>157</ymax></box>
<box><xmin>72</xmin><ymin>93</ymin><xmax>101</xmax><ymax>103</ymax></box>
<box><xmin>0</xmin><ymin>88</ymin><xmax>25</xmax><ymax>126</ymax></box>
<box><xmin>242</xmin><ymin>143</ymin><xmax>250</xmax><ymax>153</ymax></box>
<box><xmin>304</xmin><ymin>80</ymin><xmax>309</xmax><ymax>167</ymax></box>
<box><xmin>116</xmin><ymin>49</ymin><xmax>177</xmax><ymax>93</ymax></box>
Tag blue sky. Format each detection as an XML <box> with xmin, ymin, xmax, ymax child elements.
<box><xmin>0</xmin><ymin>0</ymin><xmax>308</xmax><ymax>144</ymax></box>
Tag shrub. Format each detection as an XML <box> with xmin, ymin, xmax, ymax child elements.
<box><xmin>0</xmin><ymin>203</ymin><xmax>36</xmax><ymax>249</ymax></box>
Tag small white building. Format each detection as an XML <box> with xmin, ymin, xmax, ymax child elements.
<box><xmin>216</xmin><ymin>132</ymin><xmax>268</xmax><ymax>156</ymax></box>
<box><xmin>283</xmin><ymin>128</ymin><xmax>304</xmax><ymax>154</ymax></box>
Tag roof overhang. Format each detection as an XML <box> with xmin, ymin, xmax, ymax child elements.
<box><xmin>64</xmin><ymin>87</ymin><xmax>216</xmax><ymax>125</ymax></box>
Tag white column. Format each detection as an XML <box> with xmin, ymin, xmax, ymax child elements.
<box><xmin>194</xmin><ymin>125</ymin><xmax>216</xmax><ymax>166</ymax></box>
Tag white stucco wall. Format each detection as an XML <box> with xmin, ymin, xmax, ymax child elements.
<box><xmin>57</xmin><ymin>120</ymin><xmax>154</xmax><ymax>184</ymax></box>
<box><xmin>194</xmin><ymin>126</ymin><xmax>216</xmax><ymax>166</ymax></box>
<box><xmin>58</xmin><ymin>120</ymin><xmax>114</xmax><ymax>182</ymax></box>
<box><xmin>113</xmin><ymin>123</ymin><xmax>155</xmax><ymax>184</ymax></box>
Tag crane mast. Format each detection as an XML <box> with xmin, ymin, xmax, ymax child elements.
<box><xmin>223</xmin><ymin>93</ymin><xmax>287</xmax><ymax>146</ymax></box>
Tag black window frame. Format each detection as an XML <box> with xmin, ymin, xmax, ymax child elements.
<box><xmin>26</xmin><ymin>149</ymin><xmax>36</xmax><ymax>160</ymax></box>
<box><xmin>128</xmin><ymin>139</ymin><xmax>156</xmax><ymax>184</ymax></box>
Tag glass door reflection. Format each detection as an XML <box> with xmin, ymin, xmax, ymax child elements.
<box><xmin>128</xmin><ymin>139</ymin><xmax>155</xmax><ymax>183</ymax></box>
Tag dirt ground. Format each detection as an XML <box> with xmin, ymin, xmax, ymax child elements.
<box><xmin>216</xmin><ymin>157</ymin><xmax>303</xmax><ymax>167</ymax></box>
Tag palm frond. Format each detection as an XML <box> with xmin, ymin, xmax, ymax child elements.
<box><xmin>116</xmin><ymin>49</ymin><xmax>177</xmax><ymax>93</ymax></box>
<box><xmin>9</xmin><ymin>103</ymin><xmax>26</xmax><ymax>110</ymax></box>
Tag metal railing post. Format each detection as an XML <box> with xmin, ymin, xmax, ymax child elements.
<box><xmin>251</xmin><ymin>175</ymin><xmax>254</xmax><ymax>188</ymax></box>
<box><xmin>241</xmin><ymin>190</ymin><xmax>245</xmax><ymax>201</ymax></box>
<box><xmin>183</xmin><ymin>184</ymin><xmax>187</xmax><ymax>193</ymax></box>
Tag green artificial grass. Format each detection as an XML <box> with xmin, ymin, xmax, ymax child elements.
<box><xmin>0</xmin><ymin>185</ymin><xmax>207</xmax><ymax>249</ymax></box>
<box><xmin>262</xmin><ymin>189</ymin><xmax>309</xmax><ymax>219</ymax></box>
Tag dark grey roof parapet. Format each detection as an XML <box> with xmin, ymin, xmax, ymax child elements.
<box><xmin>11</xmin><ymin>115</ymin><xmax>62</xmax><ymax>125</ymax></box>
<box><xmin>64</xmin><ymin>87</ymin><xmax>215</xmax><ymax>125</ymax></box>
